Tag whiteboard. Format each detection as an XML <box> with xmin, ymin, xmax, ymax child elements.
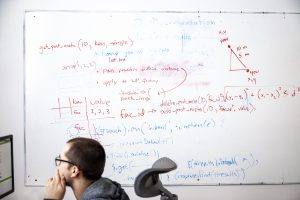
<box><xmin>24</xmin><ymin>11</ymin><xmax>300</xmax><ymax>186</ymax></box>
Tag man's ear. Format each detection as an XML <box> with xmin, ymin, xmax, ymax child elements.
<box><xmin>70</xmin><ymin>165</ymin><xmax>80</xmax><ymax>178</ymax></box>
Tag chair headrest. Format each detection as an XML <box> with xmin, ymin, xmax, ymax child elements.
<box><xmin>152</xmin><ymin>157</ymin><xmax>177</xmax><ymax>172</ymax></box>
<box><xmin>134</xmin><ymin>157</ymin><xmax>177</xmax><ymax>198</ymax></box>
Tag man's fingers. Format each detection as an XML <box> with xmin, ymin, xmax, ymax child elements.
<box><xmin>44</xmin><ymin>173</ymin><xmax>66</xmax><ymax>200</ymax></box>
<box><xmin>54</xmin><ymin>169</ymin><xmax>61</xmax><ymax>182</ymax></box>
<box><xmin>46</xmin><ymin>177</ymin><xmax>53</xmax><ymax>186</ymax></box>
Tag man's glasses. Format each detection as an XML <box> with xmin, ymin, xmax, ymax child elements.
<box><xmin>55</xmin><ymin>155</ymin><xmax>77</xmax><ymax>167</ymax></box>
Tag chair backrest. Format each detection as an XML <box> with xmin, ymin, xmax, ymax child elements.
<box><xmin>134</xmin><ymin>157</ymin><xmax>177</xmax><ymax>198</ymax></box>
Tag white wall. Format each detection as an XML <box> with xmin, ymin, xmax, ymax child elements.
<box><xmin>0</xmin><ymin>0</ymin><xmax>300</xmax><ymax>199</ymax></box>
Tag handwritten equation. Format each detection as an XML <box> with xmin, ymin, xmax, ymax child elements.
<box><xmin>51</xmin><ymin>85</ymin><xmax>300</xmax><ymax>123</ymax></box>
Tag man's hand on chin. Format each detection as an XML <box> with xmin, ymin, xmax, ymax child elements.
<box><xmin>44</xmin><ymin>169</ymin><xmax>66</xmax><ymax>200</ymax></box>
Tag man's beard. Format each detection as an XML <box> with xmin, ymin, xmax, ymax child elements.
<box><xmin>65</xmin><ymin>177</ymin><xmax>72</xmax><ymax>187</ymax></box>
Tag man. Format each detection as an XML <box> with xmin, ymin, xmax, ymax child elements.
<box><xmin>44</xmin><ymin>137</ymin><xmax>130</xmax><ymax>200</ymax></box>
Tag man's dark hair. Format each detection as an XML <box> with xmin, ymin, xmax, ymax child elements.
<box><xmin>65</xmin><ymin>137</ymin><xmax>106</xmax><ymax>181</ymax></box>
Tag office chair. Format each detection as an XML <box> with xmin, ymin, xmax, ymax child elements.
<box><xmin>134</xmin><ymin>157</ymin><xmax>178</xmax><ymax>200</ymax></box>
